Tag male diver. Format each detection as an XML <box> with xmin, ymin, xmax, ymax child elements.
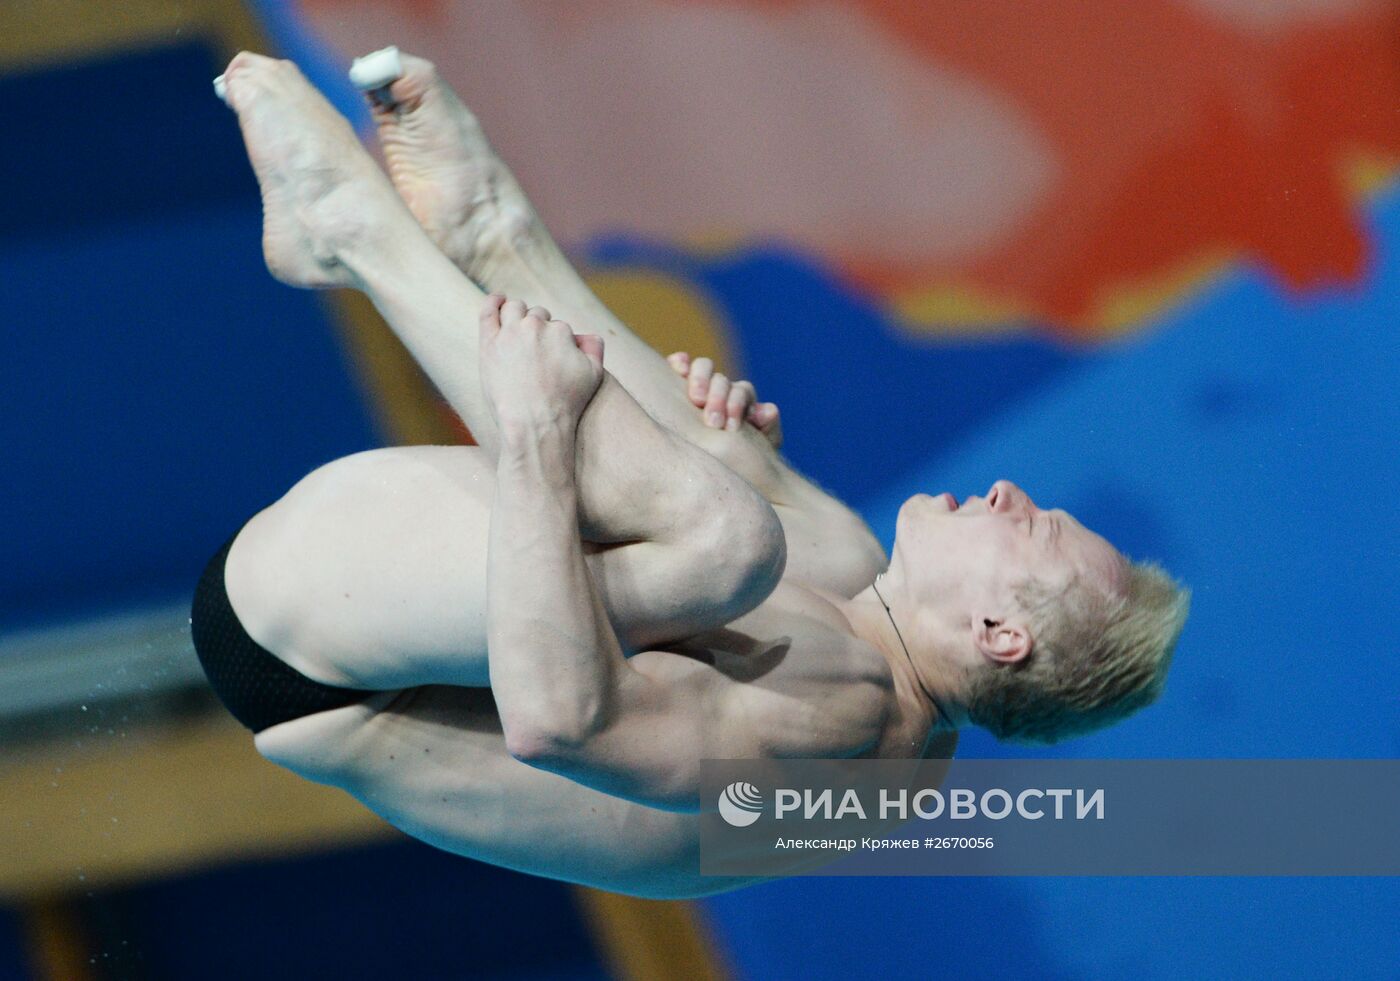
<box><xmin>192</xmin><ymin>52</ymin><xmax>1188</xmax><ymax>897</ymax></box>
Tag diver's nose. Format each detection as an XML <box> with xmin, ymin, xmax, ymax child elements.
<box><xmin>987</xmin><ymin>479</ymin><xmax>1032</xmax><ymax>513</ymax></box>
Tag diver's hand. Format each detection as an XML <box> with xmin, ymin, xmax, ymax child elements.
<box><xmin>479</xmin><ymin>295</ymin><xmax>604</xmax><ymax>432</ymax></box>
<box><xmin>667</xmin><ymin>352</ymin><xmax>782</xmax><ymax>448</ymax></box>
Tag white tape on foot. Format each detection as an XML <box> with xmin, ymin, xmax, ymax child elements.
<box><xmin>349</xmin><ymin>46</ymin><xmax>404</xmax><ymax>92</ymax></box>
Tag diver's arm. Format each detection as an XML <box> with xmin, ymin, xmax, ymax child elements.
<box><xmin>485</xmin><ymin>411</ymin><xmax>786</xmax><ymax>810</ymax></box>
<box><xmin>475</xmin><ymin>302</ymin><xmax>764</xmax><ymax>808</ymax></box>
<box><xmin>487</xmin><ymin>440</ymin><xmax>887</xmax><ymax>811</ymax></box>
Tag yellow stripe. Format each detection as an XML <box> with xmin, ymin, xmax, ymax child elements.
<box><xmin>0</xmin><ymin>0</ymin><xmax>266</xmax><ymax>74</ymax></box>
<box><xmin>321</xmin><ymin>290</ymin><xmax>469</xmax><ymax>445</ymax></box>
<box><xmin>1090</xmin><ymin>248</ymin><xmax>1236</xmax><ymax>336</ymax></box>
<box><xmin>585</xmin><ymin>268</ymin><xmax>739</xmax><ymax>375</ymax></box>
<box><xmin>0</xmin><ymin>709</ymin><xmax>394</xmax><ymax>900</ymax></box>
<box><xmin>1341</xmin><ymin>150</ymin><xmax>1400</xmax><ymax>200</ymax></box>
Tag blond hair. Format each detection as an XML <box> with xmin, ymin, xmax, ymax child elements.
<box><xmin>964</xmin><ymin>559</ymin><xmax>1189</xmax><ymax>744</ymax></box>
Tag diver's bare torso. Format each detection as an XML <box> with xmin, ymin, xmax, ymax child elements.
<box><xmin>258</xmin><ymin>574</ymin><xmax>939</xmax><ymax>787</ymax></box>
<box><xmin>249</xmin><ymin>566</ymin><xmax>949</xmax><ymax>899</ymax></box>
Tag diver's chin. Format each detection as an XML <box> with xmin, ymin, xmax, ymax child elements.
<box><xmin>895</xmin><ymin>496</ymin><xmax>927</xmax><ymax>537</ymax></box>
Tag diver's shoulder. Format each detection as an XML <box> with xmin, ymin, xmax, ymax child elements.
<box><xmin>748</xmin><ymin>577</ymin><xmax>859</xmax><ymax>632</ymax></box>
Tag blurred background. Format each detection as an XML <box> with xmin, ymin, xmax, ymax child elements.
<box><xmin>2</xmin><ymin>0</ymin><xmax>1397</xmax><ymax>978</ymax></box>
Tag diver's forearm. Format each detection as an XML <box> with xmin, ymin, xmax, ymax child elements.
<box><xmin>486</xmin><ymin>421</ymin><xmax>623</xmax><ymax>750</ymax></box>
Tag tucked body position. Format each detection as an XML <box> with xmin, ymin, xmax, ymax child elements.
<box><xmin>192</xmin><ymin>50</ymin><xmax>1189</xmax><ymax>898</ymax></box>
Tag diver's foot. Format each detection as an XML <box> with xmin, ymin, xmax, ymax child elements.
<box><xmin>222</xmin><ymin>52</ymin><xmax>407</xmax><ymax>288</ymax></box>
<box><xmin>366</xmin><ymin>53</ymin><xmax>543</xmax><ymax>282</ymax></box>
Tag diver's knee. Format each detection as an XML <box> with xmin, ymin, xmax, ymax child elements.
<box><xmin>697</xmin><ymin>491</ymin><xmax>787</xmax><ymax>619</ymax></box>
<box><xmin>738</xmin><ymin>499</ymin><xmax>788</xmax><ymax>602</ymax></box>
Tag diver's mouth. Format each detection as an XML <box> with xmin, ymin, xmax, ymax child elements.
<box><xmin>938</xmin><ymin>492</ymin><xmax>959</xmax><ymax>510</ymax></box>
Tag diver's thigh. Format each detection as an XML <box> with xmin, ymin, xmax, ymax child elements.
<box><xmin>224</xmin><ymin>440</ymin><xmax>770</xmax><ymax>690</ymax></box>
<box><xmin>225</xmin><ymin>445</ymin><xmax>497</xmax><ymax>689</ymax></box>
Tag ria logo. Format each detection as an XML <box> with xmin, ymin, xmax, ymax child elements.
<box><xmin>718</xmin><ymin>782</ymin><xmax>764</xmax><ymax>827</ymax></box>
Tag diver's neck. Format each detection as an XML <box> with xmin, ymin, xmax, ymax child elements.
<box><xmin>835</xmin><ymin>582</ymin><xmax>951</xmax><ymax>732</ymax></box>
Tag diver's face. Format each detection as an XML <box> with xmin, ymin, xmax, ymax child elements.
<box><xmin>892</xmin><ymin>479</ymin><xmax>1124</xmax><ymax>623</ymax></box>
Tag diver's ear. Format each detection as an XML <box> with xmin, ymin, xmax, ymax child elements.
<box><xmin>973</xmin><ymin>616</ymin><xmax>1032</xmax><ymax>664</ymax></box>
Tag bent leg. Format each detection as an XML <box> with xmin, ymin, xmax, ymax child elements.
<box><xmin>224</xmin><ymin>52</ymin><xmax>779</xmax><ymax>545</ymax></box>
<box><xmin>221</xmin><ymin>53</ymin><xmax>784</xmax><ymax>684</ymax></box>
<box><xmin>366</xmin><ymin>53</ymin><xmax>718</xmax><ymax>444</ymax></box>
<box><xmin>225</xmin><ymin>50</ymin><xmax>707</xmax><ymax>484</ymax></box>
<box><xmin>227</xmin><ymin>444</ymin><xmax>780</xmax><ymax>691</ymax></box>
<box><xmin>363</xmin><ymin>54</ymin><xmax>886</xmax><ymax>592</ymax></box>
<box><xmin>364</xmin><ymin>54</ymin><xmax>821</xmax><ymax>495</ymax></box>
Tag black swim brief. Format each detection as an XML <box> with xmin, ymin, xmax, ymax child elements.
<box><xmin>191</xmin><ymin>530</ymin><xmax>370</xmax><ymax>733</ymax></box>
